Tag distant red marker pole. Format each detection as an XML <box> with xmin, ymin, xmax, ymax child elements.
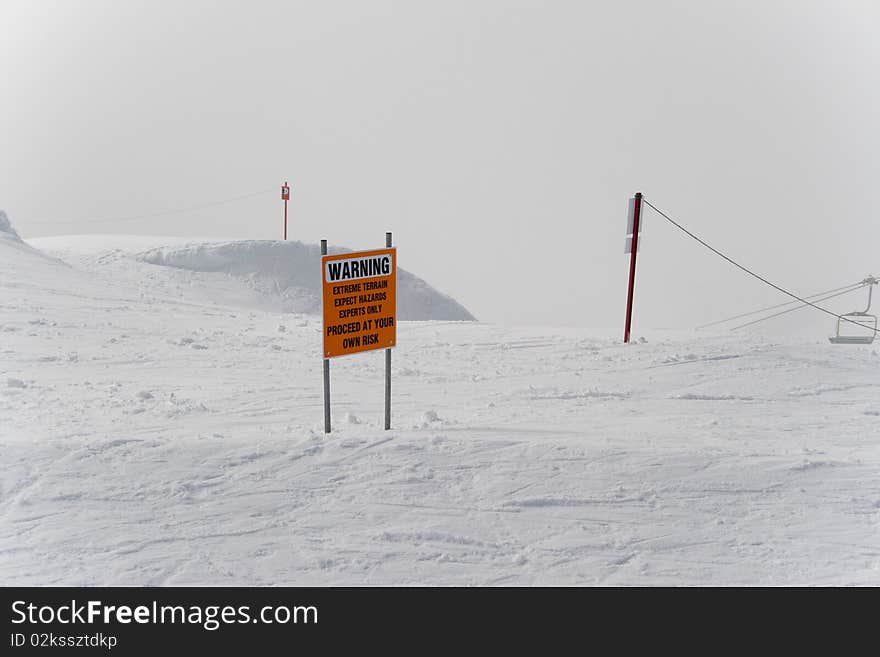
<box><xmin>281</xmin><ymin>181</ymin><xmax>291</xmax><ymax>240</ymax></box>
<box><xmin>623</xmin><ymin>192</ymin><xmax>642</xmax><ymax>344</ymax></box>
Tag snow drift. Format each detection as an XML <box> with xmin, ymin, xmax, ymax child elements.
<box><xmin>0</xmin><ymin>209</ymin><xmax>21</xmax><ymax>241</ymax></box>
<box><xmin>137</xmin><ymin>240</ymin><xmax>475</xmax><ymax>320</ymax></box>
<box><xmin>28</xmin><ymin>234</ymin><xmax>474</xmax><ymax>321</ymax></box>
<box><xmin>0</xmin><ymin>210</ymin><xmax>67</xmax><ymax>264</ymax></box>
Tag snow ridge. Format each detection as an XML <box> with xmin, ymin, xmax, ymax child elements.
<box><xmin>0</xmin><ymin>210</ymin><xmax>22</xmax><ymax>242</ymax></box>
<box><xmin>138</xmin><ymin>240</ymin><xmax>475</xmax><ymax>321</ymax></box>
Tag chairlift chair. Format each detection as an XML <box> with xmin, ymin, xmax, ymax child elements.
<box><xmin>829</xmin><ymin>276</ymin><xmax>878</xmax><ymax>345</ymax></box>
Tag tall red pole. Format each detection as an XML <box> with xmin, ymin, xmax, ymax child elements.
<box><xmin>281</xmin><ymin>181</ymin><xmax>290</xmax><ymax>240</ymax></box>
<box><xmin>624</xmin><ymin>192</ymin><xmax>642</xmax><ymax>343</ymax></box>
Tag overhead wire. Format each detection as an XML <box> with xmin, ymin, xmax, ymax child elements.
<box><xmin>640</xmin><ymin>198</ymin><xmax>879</xmax><ymax>335</ymax></box>
<box><xmin>695</xmin><ymin>281</ymin><xmax>865</xmax><ymax>330</ymax></box>
<box><xmin>730</xmin><ymin>284</ymin><xmax>868</xmax><ymax>331</ymax></box>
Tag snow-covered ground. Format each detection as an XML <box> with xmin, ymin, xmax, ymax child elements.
<box><xmin>2</xmin><ymin>218</ymin><xmax>879</xmax><ymax>585</ymax></box>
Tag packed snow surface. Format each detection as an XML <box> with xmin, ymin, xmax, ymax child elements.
<box><xmin>1</xmin><ymin>225</ymin><xmax>879</xmax><ymax>585</ymax></box>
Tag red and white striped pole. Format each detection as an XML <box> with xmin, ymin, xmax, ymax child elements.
<box><xmin>281</xmin><ymin>181</ymin><xmax>290</xmax><ymax>240</ymax></box>
<box><xmin>624</xmin><ymin>192</ymin><xmax>643</xmax><ymax>343</ymax></box>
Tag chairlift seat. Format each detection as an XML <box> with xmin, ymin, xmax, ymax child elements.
<box><xmin>829</xmin><ymin>311</ymin><xmax>876</xmax><ymax>345</ymax></box>
<box><xmin>829</xmin><ymin>278</ymin><xmax>877</xmax><ymax>345</ymax></box>
<box><xmin>829</xmin><ymin>335</ymin><xmax>874</xmax><ymax>345</ymax></box>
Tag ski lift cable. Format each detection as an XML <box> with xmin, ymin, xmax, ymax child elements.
<box><xmin>696</xmin><ymin>281</ymin><xmax>866</xmax><ymax>330</ymax></box>
<box><xmin>730</xmin><ymin>284</ymin><xmax>868</xmax><ymax>331</ymax></box>
<box><xmin>640</xmin><ymin>198</ymin><xmax>879</xmax><ymax>335</ymax></box>
<box><xmin>24</xmin><ymin>187</ymin><xmax>277</xmax><ymax>226</ymax></box>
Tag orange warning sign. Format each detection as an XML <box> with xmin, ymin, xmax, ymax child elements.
<box><xmin>322</xmin><ymin>248</ymin><xmax>396</xmax><ymax>358</ymax></box>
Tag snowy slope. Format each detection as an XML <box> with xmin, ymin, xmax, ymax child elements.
<box><xmin>0</xmin><ymin>210</ymin><xmax>66</xmax><ymax>264</ymax></box>
<box><xmin>2</xmin><ymin>219</ymin><xmax>880</xmax><ymax>585</ymax></box>
<box><xmin>31</xmin><ymin>235</ymin><xmax>475</xmax><ymax>320</ymax></box>
<box><xmin>0</xmin><ymin>211</ymin><xmax>20</xmax><ymax>241</ymax></box>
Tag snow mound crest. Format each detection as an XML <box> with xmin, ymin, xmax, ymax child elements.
<box><xmin>138</xmin><ymin>240</ymin><xmax>475</xmax><ymax>321</ymax></box>
<box><xmin>0</xmin><ymin>210</ymin><xmax>22</xmax><ymax>242</ymax></box>
<box><xmin>0</xmin><ymin>211</ymin><xmax>68</xmax><ymax>265</ymax></box>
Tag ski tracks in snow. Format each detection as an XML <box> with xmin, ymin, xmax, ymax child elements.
<box><xmin>2</xmin><ymin>242</ymin><xmax>880</xmax><ymax>584</ymax></box>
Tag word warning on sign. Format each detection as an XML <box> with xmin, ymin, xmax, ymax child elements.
<box><xmin>322</xmin><ymin>248</ymin><xmax>397</xmax><ymax>358</ymax></box>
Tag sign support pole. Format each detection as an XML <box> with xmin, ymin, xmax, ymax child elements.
<box><xmin>321</xmin><ymin>238</ymin><xmax>331</xmax><ymax>433</ymax></box>
<box><xmin>384</xmin><ymin>231</ymin><xmax>392</xmax><ymax>430</ymax></box>
<box><xmin>624</xmin><ymin>192</ymin><xmax>642</xmax><ymax>344</ymax></box>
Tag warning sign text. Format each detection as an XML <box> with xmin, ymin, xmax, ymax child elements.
<box><xmin>322</xmin><ymin>248</ymin><xmax>396</xmax><ymax>358</ymax></box>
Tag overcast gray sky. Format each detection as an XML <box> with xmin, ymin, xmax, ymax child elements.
<box><xmin>2</xmin><ymin>0</ymin><xmax>879</xmax><ymax>331</ymax></box>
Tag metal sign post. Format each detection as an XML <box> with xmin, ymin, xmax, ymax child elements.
<box><xmin>624</xmin><ymin>192</ymin><xmax>643</xmax><ymax>343</ymax></box>
<box><xmin>385</xmin><ymin>231</ymin><xmax>392</xmax><ymax>430</ymax></box>
<box><xmin>281</xmin><ymin>182</ymin><xmax>290</xmax><ymax>240</ymax></box>
<box><xmin>321</xmin><ymin>239</ymin><xmax>331</xmax><ymax>433</ymax></box>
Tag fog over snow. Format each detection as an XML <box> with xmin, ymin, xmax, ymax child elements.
<box><xmin>4</xmin><ymin>1</ymin><xmax>879</xmax><ymax>328</ymax></box>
